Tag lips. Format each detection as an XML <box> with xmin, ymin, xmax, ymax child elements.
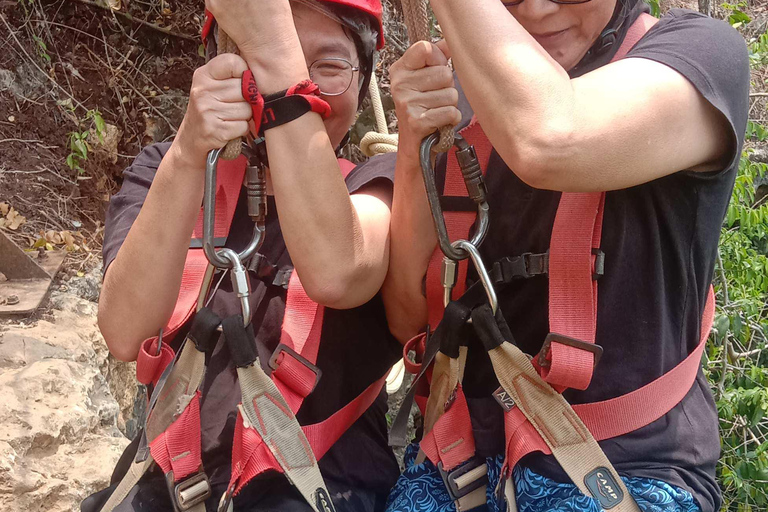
<box><xmin>530</xmin><ymin>28</ymin><xmax>570</xmax><ymax>45</ymax></box>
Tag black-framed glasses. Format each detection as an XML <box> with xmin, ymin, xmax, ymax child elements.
<box><xmin>308</xmin><ymin>58</ymin><xmax>360</xmax><ymax>97</ymax></box>
<box><xmin>503</xmin><ymin>0</ymin><xmax>592</xmax><ymax>5</ymax></box>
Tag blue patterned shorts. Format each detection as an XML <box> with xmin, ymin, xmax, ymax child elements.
<box><xmin>385</xmin><ymin>444</ymin><xmax>700</xmax><ymax>512</ymax></box>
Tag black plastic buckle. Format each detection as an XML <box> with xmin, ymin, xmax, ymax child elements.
<box><xmin>437</xmin><ymin>457</ymin><xmax>489</xmax><ymax>502</ymax></box>
<box><xmin>166</xmin><ymin>471</ymin><xmax>212</xmax><ymax>512</ymax></box>
<box><xmin>538</xmin><ymin>333</ymin><xmax>603</xmax><ymax>369</ymax></box>
<box><xmin>268</xmin><ymin>343</ymin><xmax>322</xmax><ymax>393</ymax></box>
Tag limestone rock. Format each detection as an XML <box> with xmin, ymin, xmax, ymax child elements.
<box><xmin>0</xmin><ymin>291</ymin><xmax>136</xmax><ymax>511</ymax></box>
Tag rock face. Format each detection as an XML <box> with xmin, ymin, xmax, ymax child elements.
<box><xmin>0</xmin><ymin>291</ymin><xmax>136</xmax><ymax>512</ymax></box>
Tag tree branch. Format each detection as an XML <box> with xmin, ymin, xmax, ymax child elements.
<box><xmin>70</xmin><ymin>0</ymin><xmax>199</xmax><ymax>42</ymax></box>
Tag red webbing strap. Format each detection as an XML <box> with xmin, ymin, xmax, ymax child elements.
<box><xmin>506</xmin><ymin>287</ymin><xmax>715</xmax><ymax>468</ymax></box>
<box><xmin>271</xmin><ymin>272</ymin><xmax>325</xmax><ymax>411</ymax></box>
<box><xmin>543</xmin><ymin>192</ymin><xmax>603</xmax><ymax>390</ymax></box>
<box><xmin>542</xmin><ymin>13</ymin><xmax>658</xmax><ymax>392</ymax></box>
<box><xmin>302</xmin><ymin>373</ymin><xmax>389</xmax><ymax>460</ymax></box>
<box><xmin>136</xmin><ymin>156</ymin><xmax>247</xmax><ymax>386</ymax></box>
<box><xmin>426</xmin><ymin>119</ymin><xmax>493</xmax><ymax>329</ymax></box>
<box><xmin>149</xmin><ymin>390</ymin><xmax>204</xmax><ymax>480</ymax></box>
<box><xmin>228</xmin><ymin>157</ymin><xmax>378</xmax><ymax>494</ymax></box>
<box><xmin>229</xmin><ymin>374</ymin><xmax>388</xmax><ymax>495</ymax></box>
<box><xmin>420</xmin><ymin>385</ymin><xmax>477</xmax><ymax>471</ymax></box>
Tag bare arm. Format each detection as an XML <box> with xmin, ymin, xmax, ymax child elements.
<box><xmin>208</xmin><ymin>0</ymin><xmax>391</xmax><ymax>308</ymax></box>
<box><xmin>382</xmin><ymin>42</ymin><xmax>460</xmax><ymax>343</ymax></box>
<box><xmin>430</xmin><ymin>0</ymin><xmax>732</xmax><ymax>192</ymax></box>
<box><xmin>98</xmin><ymin>56</ymin><xmax>252</xmax><ymax>362</ymax></box>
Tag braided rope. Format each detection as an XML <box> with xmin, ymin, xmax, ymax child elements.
<box><xmin>218</xmin><ymin>26</ymin><xmax>244</xmax><ymax>160</ymax></box>
<box><xmin>400</xmin><ymin>0</ymin><xmax>454</xmax><ymax>153</ymax></box>
<box><xmin>360</xmin><ymin>73</ymin><xmax>398</xmax><ymax>156</ymax></box>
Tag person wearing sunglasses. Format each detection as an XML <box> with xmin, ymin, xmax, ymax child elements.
<box><xmin>91</xmin><ymin>0</ymin><xmax>404</xmax><ymax>510</ymax></box>
<box><xmin>379</xmin><ymin>0</ymin><xmax>748</xmax><ymax>511</ymax></box>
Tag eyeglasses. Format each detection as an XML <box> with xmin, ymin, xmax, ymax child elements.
<box><xmin>308</xmin><ymin>58</ymin><xmax>360</xmax><ymax>97</ymax></box>
<box><xmin>502</xmin><ymin>0</ymin><xmax>592</xmax><ymax>5</ymax></box>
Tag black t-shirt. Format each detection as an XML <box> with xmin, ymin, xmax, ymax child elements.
<box><xmin>359</xmin><ymin>8</ymin><xmax>748</xmax><ymax>512</ymax></box>
<box><xmin>102</xmin><ymin>143</ymin><xmax>402</xmax><ymax>510</ymax></box>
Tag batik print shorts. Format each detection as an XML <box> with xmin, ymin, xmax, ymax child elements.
<box><xmin>385</xmin><ymin>444</ymin><xmax>701</xmax><ymax>512</ymax></box>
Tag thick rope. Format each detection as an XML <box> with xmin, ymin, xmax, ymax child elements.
<box><xmin>218</xmin><ymin>27</ymin><xmax>244</xmax><ymax>161</ymax></box>
<box><xmin>360</xmin><ymin>73</ymin><xmax>399</xmax><ymax>156</ymax></box>
<box><xmin>400</xmin><ymin>0</ymin><xmax>454</xmax><ymax>153</ymax></box>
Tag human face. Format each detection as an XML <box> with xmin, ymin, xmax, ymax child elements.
<box><xmin>505</xmin><ymin>0</ymin><xmax>617</xmax><ymax>71</ymax></box>
<box><xmin>292</xmin><ymin>2</ymin><xmax>360</xmax><ymax>149</ymax></box>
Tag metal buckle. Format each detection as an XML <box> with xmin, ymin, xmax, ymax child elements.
<box><xmin>166</xmin><ymin>471</ymin><xmax>212</xmax><ymax>512</ymax></box>
<box><xmin>438</xmin><ymin>457</ymin><xmax>489</xmax><ymax>502</ymax></box>
<box><xmin>268</xmin><ymin>343</ymin><xmax>322</xmax><ymax>393</ymax></box>
<box><xmin>592</xmin><ymin>248</ymin><xmax>605</xmax><ymax>280</ymax></box>
<box><xmin>537</xmin><ymin>332</ymin><xmax>603</xmax><ymax>369</ymax></box>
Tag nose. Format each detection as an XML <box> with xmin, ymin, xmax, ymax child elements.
<box><xmin>512</xmin><ymin>0</ymin><xmax>560</xmax><ymax>24</ymax></box>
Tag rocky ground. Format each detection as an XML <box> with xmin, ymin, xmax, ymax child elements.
<box><xmin>0</xmin><ymin>279</ymin><xmax>137</xmax><ymax>511</ymax></box>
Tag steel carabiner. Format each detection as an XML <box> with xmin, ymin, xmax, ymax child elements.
<box><xmin>420</xmin><ymin>132</ymin><xmax>490</xmax><ymax>262</ymax></box>
<box><xmin>203</xmin><ymin>143</ymin><xmax>267</xmax><ymax>269</ymax></box>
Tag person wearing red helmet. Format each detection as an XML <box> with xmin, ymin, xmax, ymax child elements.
<box><xmin>85</xmin><ymin>0</ymin><xmax>401</xmax><ymax>510</ymax></box>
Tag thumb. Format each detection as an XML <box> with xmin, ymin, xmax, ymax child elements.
<box><xmin>435</xmin><ymin>39</ymin><xmax>452</xmax><ymax>61</ymax></box>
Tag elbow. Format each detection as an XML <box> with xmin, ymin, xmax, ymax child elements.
<box><xmin>97</xmin><ymin>300</ymin><xmax>140</xmax><ymax>362</ymax></box>
<box><xmin>300</xmin><ymin>267</ymin><xmax>380</xmax><ymax>310</ymax></box>
<box><xmin>501</xmin><ymin>122</ymin><xmax>577</xmax><ymax>191</ymax></box>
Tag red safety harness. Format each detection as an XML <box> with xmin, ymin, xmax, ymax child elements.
<box><xmin>400</xmin><ymin>11</ymin><xmax>716</xmax><ymax>506</ymax></box>
<box><xmin>124</xmin><ymin>155</ymin><xmax>389</xmax><ymax>510</ymax></box>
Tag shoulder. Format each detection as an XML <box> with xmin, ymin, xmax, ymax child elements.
<box><xmin>629</xmin><ymin>9</ymin><xmax>749</xmax><ymax>80</ymax></box>
<box><xmin>126</xmin><ymin>142</ymin><xmax>173</xmax><ymax>181</ymax></box>
<box><xmin>344</xmin><ymin>153</ymin><xmax>396</xmax><ymax>195</ymax></box>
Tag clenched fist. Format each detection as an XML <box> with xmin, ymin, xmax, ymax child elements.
<box><xmin>390</xmin><ymin>41</ymin><xmax>461</xmax><ymax>164</ymax></box>
<box><xmin>174</xmin><ymin>54</ymin><xmax>252</xmax><ymax>169</ymax></box>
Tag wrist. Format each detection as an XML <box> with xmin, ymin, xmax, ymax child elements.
<box><xmin>242</xmin><ymin>39</ymin><xmax>309</xmax><ymax>96</ymax></box>
<box><xmin>163</xmin><ymin>139</ymin><xmax>207</xmax><ymax>191</ymax></box>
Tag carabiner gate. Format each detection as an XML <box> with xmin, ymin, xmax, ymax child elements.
<box><xmin>203</xmin><ymin>143</ymin><xmax>267</xmax><ymax>269</ymax></box>
<box><xmin>420</xmin><ymin>132</ymin><xmax>490</xmax><ymax>262</ymax></box>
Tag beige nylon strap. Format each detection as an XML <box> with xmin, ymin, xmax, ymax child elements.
<box><xmin>101</xmin><ymin>341</ymin><xmax>208</xmax><ymax>511</ymax></box>
<box><xmin>237</xmin><ymin>362</ymin><xmax>334</xmax><ymax>512</ymax></box>
<box><xmin>487</xmin><ymin>341</ymin><xmax>642</xmax><ymax>512</ymax></box>
<box><xmin>100</xmin><ymin>456</ymin><xmax>155</xmax><ymax>512</ymax></box>
<box><xmin>420</xmin><ymin>347</ymin><xmax>488</xmax><ymax>509</ymax></box>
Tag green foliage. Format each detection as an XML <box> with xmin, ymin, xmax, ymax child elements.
<box><xmin>65</xmin><ymin>110</ymin><xmax>106</xmax><ymax>175</ymax></box>
<box><xmin>644</xmin><ymin>0</ymin><xmax>661</xmax><ymax>18</ymax></box>
<box><xmin>708</xmin><ymin>130</ymin><xmax>768</xmax><ymax>510</ymax></box>
<box><xmin>748</xmin><ymin>31</ymin><xmax>768</xmax><ymax>69</ymax></box>
<box><xmin>723</xmin><ymin>2</ymin><xmax>752</xmax><ymax>29</ymax></box>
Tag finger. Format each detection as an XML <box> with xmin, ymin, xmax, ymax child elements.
<box><xmin>214</xmin><ymin>101</ymin><xmax>254</xmax><ymax>121</ymax></box>
<box><xmin>403</xmin><ymin>65</ymin><xmax>455</xmax><ymax>93</ymax></box>
<box><xmin>206</xmin><ymin>53</ymin><xmax>249</xmax><ymax>80</ymax></box>
<box><xmin>401</xmin><ymin>41</ymin><xmax>449</xmax><ymax>71</ymax></box>
<box><xmin>209</xmin><ymin>78</ymin><xmax>252</xmax><ymax>103</ymax></box>
<box><xmin>419</xmin><ymin>106</ymin><xmax>462</xmax><ymax>132</ymax></box>
<box><xmin>435</xmin><ymin>39</ymin><xmax>451</xmax><ymax>60</ymax></box>
<box><xmin>216</xmin><ymin>120</ymin><xmax>251</xmax><ymax>143</ymax></box>
<box><xmin>413</xmin><ymin>88</ymin><xmax>459</xmax><ymax>110</ymax></box>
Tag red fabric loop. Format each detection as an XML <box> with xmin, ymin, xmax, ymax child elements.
<box><xmin>242</xmin><ymin>70</ymin><xmax>265</xmax><ymax>135</ymax></box>
<box><xmin>136</xmin><ymin>337</ymin><xmax>175</xmax><ymax>386</ymax></box>
<box><xmin>402</xmin><ymin>332</ymin><xmax>427</xmax><ymax>375</ymax></box>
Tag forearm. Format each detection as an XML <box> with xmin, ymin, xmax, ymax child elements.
<box><xmin>431</xmin><ymin>0</ymin><xmax>578</xmax><ymax>185</ymax></box>
<box><xmin>264</xmin><ymin>117</ymin><xmax>385</xmax><ymax>308</ymax></box>
<box><xmin>382</xmin><ymin>152</ymin><xmax>436</xmax><ymax>343</ymax></box>
<box><xmin>98</xmin><ymin>144</ymin><xmax>204</xmax><ymax>361</ymax></box>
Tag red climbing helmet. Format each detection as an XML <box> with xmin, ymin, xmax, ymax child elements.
<box><xmin>321</xmin><ymin>0</ymin><xmax>385</xmax><ymax>49</ymax></box>
<box><xmin>202</xmin><ymin>0</ymin><xmax>384</xmax><ymax>50</ymax></box>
